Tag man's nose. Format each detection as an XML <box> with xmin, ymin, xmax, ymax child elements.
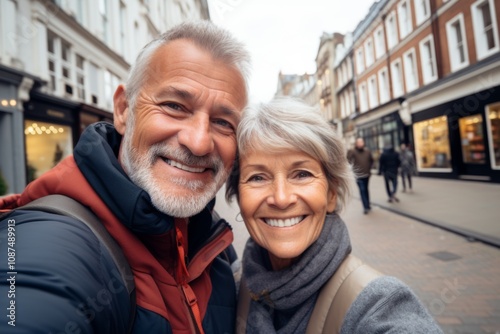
<box><xmin>177</xmin><ymin>114</ymin><xmax>215</xmax><ymax>157</ymax></box>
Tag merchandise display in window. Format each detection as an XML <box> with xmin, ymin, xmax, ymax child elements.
<box><xmin>24</xmin><ymin>120</ymin><xmax>73</xmax><ymax>182</ymax></box>
<box><xmin>413</xmin><ymin>116</ymin><xmax>452</xmax><ymax>170</ymax></box>
<box><xmin>487</xmin><ymin>104</ymin><xmax>500</xmax><ymax>168</ymax></box>
<box><xmin>459</xmin><ymin>115</ymin><xmax>485</xmax><ymax>164</ymax></box>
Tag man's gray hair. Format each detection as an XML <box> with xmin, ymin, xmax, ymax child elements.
<box><xmin>225</xmin><ymin>97</ymin><xmax>355</xmax><ymax>212</ymax></box>
<box><xmin>125</xmin><ymin>20</ymin><xmax>251</xmax><ymax>109</ymax></box>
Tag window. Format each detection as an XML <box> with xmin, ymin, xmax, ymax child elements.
<box><xmin>46</xmin><ymin>31</ymin><xmax>73</xmax><ymax>96</ymax></box>
<box><xmin>358</xmin><ymin>82</ymin><xmax>368</xmax><ymax>112</ymax></box>
<box><xmin>368</xmin><ymin>75</ymin><xmax>378</xmax><ymax>109</ymax></box>
<box><xmin>99</xmin><ymin>0</ymin><xmax>109</xmax><ymax>43</ymax></box>
<box><xmin>446</xmin><ymin>14</ymin><xmax>469</xmax><ymax>72</ymax></box>
<box><xmin>398</xmin><ymin>0</ymin><xmax>413</xmax><ymax>39</ymax></box>
<box><xmin>89</xmin><ymin>62</ymin><xmax>99</xmax><ymax>105</ymax></box>
<box><xmin>104</xmin><ymin>70</ymin><xmax>119</xmax><ymax>110</ymax></box>
<box><xmin>356</xmin><ymin>48</ymin><xmax>365</xmax><ymax>74</ymax></box>
<box><xmin>119</xmin><ymin>2</ymin><xmax>127</xmax><ymax>55</ymax></box>
<box><xmin>486</xmin><ymin>103</ymin><xmax>500</xmax><ymax>169</ymax></box>
<box><xmin>75</xmin><ymin>54</ymin><xmax>85</xmax><ymax>100</ymax></box>
<box><xmin>419</xmin><ymin>35</ymin><xmax>437</xmax><ymax>84</ymax></box>
<box><xmin>364</xmin><ymin>38</ymin><xmax>375</xmax><ymax>67</ymax></box>
<box><xmin>386</xmin><ymin>11</ymin><xmax>399</xmax><ymax>49</ymax></box>
<box><xmin>403</xmin><ymin>48</ymin><xmax>419</xmax><ymax>92</ymax></box>
<box><xmin>47</xmin><ymin>32</ymin><xmax>57</xmax><ymax>92</ymax></box>
<box><xmin>413</xmin><ymin>116</ymin><xmax>452</xmax><ymax>171</ymax></box>
<box><xmin>414</xmin><ymin>0</ymin><xmax>430</xmax><ymax>26</ymax></box>
<box><xmin>378</xmin><ymin>67</ymin><xmax>390</xmax><ymax>104</ymax></box>
<box><xmin>24</xmin><ymin>120</ymin><xmax>73</xmax><ymax>182</ymax></box>
<box><xmin>340</xmin><ymin>95</ymin><xmax>346</xmax><ymax>118</ymax></box>
<box><xmin>471</xmin><ymin>0</ymin><xmax>499</xmax><ymax>60</ymax></box>
<box><xmin>459</xmin><ymin>115</ymin><xmax>486</xmax><ymax>164</ymax></box>
<box><xmin>391</xmin><ymin>58</ymin><xmax>404</xmax><ymax>97</ymax></box>
<box><xmin>374</xmin><ymin>26</ymin><xmax>386</xmax><ymax>59</ymax></box>
<box><xmin>345</xmin><ymin>91</ymin><xmax>351</xmax><ymax>116</ymax></box>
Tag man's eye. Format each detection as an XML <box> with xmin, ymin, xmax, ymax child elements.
<box><xmin>163</xmin><ymin>102</ymin><xmax>183</xmax><ymax>111</ymax></box>
<box><xmin>214</xmin><ymin>119</ymin><xmax>234</xmax><ymax>130</ymax></box>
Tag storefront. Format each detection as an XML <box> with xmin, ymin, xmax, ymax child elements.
<box><xmin>23</xmin><ymin>91</ymin><xmax>113</xmax><ymax>183</ymax></box>
<box><xmin>412</xmin><ymin>85</ymin><xmax>500</xmax><ymax>182</ymax></box>
<box><xmin>356</xmin><ymin>111</ymin><xmax>406</xmax><ymax>167</ymax></box>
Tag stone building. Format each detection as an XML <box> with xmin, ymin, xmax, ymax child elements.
<box><xmin>0</xmin><ymin>0</ymin><xmax>209</xmax><ymax>192</ymax></box>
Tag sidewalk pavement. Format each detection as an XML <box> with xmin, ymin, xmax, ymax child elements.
<box><xmin>344</xmin><ymin>199</ymin><xmax>500</xmax><ymax>333</ymax></box>
<box><xmin>361</xmin><ymin>174</ymin><xmax>500</xmax><ymax>248</ymax></box>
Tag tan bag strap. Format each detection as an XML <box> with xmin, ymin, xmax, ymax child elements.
<box><xmin>305</xmin><ymin>254</ymin><xmax>382</xmax><ymax>334</ymax></box>
<box><xmin>236</xmin><ymin>277</ymin><xmax>251</xmax><ymax>334</ymax></box>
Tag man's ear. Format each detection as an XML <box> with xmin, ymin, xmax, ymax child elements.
<box><xmin>113</xmin><ymin>84</ymin><xmax>128</xmax><ymax>135</ymax></box>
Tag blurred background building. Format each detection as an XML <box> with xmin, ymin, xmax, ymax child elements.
<box><xmin>0</xmin><ymin>0</ymin><xmax>209</xmax><ymax>194</ymax></box>
<box><xmin>278</xmin><ymin>0</ymin><xmax>500</xmax><ymax>183</ymax></box>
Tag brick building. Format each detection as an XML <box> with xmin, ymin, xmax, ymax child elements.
<box><xmin>336</xmin><ymin>0</ymin><xmax>500</xmax><ymax>182</ymax></box>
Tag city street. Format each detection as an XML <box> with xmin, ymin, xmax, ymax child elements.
<box><xmin>215</xmin><ymin>180</ymin><xmax>500</xmax><ymax>334</ymax></box>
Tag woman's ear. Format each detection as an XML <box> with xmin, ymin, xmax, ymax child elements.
<box><xmin>326</xmin><ymin>188</ymin><xmax>337</xmax><ymax>213</ymax></box>
<box><xmin>113</xmin><ymin>84</ymin><xmax>128</xmax><ymax>135</ymax></box>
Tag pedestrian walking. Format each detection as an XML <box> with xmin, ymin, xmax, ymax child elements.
<box><xmin>347</xmin><ymin>138</ymin><xmax>374</xmax><ymax>214</ymax></box>
<box><xmin>379</xmin><ymin>144</ymin><xmax>401</xmax><ymax>203</ymax></box>
<box><xmin>400</xmin><ymin>143</ymin><xmax>416</xmax><ymax>192</ymax></box>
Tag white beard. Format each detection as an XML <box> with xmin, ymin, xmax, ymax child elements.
<box><xmin>120</xmin><ymin>116</ymin><xmax>228</xmax><ymax>218</ymax></box>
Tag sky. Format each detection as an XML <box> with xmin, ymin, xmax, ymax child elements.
<box><xmin>207</xmin><ymin>0</ymin><xmax>378</xmax><ymax>104</ymax></box>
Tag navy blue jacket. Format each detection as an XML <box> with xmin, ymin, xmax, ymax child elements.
<box><xmin>0</xmin><ymin>122</ymin><xmax>236</xmax><ymax>333</ymax></box>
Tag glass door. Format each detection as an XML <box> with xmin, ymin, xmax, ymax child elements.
<box><xmin>458</xmin><ymin>114</ymin><xmax>488</xmax><ymax>176</ymax></box>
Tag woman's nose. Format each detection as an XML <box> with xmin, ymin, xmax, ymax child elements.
<box><xmin>266</xmin><ymin>178</ymin><xmax>298</xmax><ymax>209</ymax></box>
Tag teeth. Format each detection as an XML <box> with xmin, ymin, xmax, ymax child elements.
<box><xmin>265</xmin><ymin>216</ymin><xmax>303</xmax><ymax>228</ymax></box>
<box><xmin>166</xmin><ymin>159</ymin><xmax>205</xmax><ymax>173</ymax></box>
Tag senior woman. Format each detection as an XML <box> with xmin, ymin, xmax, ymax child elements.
<box><xmin>226</xmin><ymin>97</ymin><xmax>442</xmax><ymax>334</ymax></box>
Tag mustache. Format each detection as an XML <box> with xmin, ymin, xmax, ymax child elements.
<box><xmin>149</xmin><ymin>144</ymin><xmax>223</xmax><ymax>174</ymax></box>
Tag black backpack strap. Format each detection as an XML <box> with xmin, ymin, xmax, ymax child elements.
<box><xmin>20</xmin><ymin>194</ymin><xmax>136</xmax><ymax>332</ymax></box>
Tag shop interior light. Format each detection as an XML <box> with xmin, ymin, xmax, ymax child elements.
<box><xmin>9</xmin><ymin>99</ymin><xmax>16</xmax><ymax>106</ymax></box>
<box><xmin>1</xmin><ymin>100</ymin><xmax>8</xmax><ymax>106</ymax></box>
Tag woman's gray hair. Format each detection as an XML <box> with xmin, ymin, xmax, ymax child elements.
<box><xmin>125</xmin><ymin>20</ymin><xmax>251</xmax><ymax>109</ymax></box>
<box><xmin>225</xmin><ymin>97</ymin><xmax>355</xmax><ymax>212</ymax></box>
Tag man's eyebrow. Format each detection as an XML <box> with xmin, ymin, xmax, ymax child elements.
<box><xmin>219</xmin><ymin>105</ymin><xmax>241</xmax><ymax>122</ymax></box>
<box><xmin>157</xmin><ymin>86</ymin><xmax>195</xmax><ymax>101</ymax></box>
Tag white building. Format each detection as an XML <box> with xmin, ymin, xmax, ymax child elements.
<box><xmin>0</xmin><ymin>0</ymin><xmax>209</xmax><ymax>193</ymax></box>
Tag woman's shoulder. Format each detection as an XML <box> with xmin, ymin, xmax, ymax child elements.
<box><xmin>341</xmin><ymin>276</ymin><xmax>443</xmax><ymax>334</ymax></box>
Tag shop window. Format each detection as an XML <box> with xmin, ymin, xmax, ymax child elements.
<box><xmin>459</xmin><ymin>115</ymin><xmax>485</xmax><ymax>164</ymax></box>
<box><xmin>24</xmin><ymin>120</ymin><xmax>73</xmax><ymax>182</ymax></box>
<box><xmin>413</xmin><ymin>116</ymin><xmax>452</xmax><ymax>171</ymax></box>
<box><xmin>486</xmin><ymin>103</ymin><xmax>500</xmax><ymax>169</ymax></box>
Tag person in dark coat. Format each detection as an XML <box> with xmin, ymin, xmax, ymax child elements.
<box><xmin>0</xmin><ymin>21</ymin><xmax>250</xmax><ymax>333</ymax></box>
<box><xmin>379</xmin><ymin>144</ymin><xmax>401</xmax><ymax>202</ymax></box>
<box><xmin>400</xmin><ymin>143</ymin><xmax>417</xmax><ymax>192</ymax></box>
<box><xmin>347</xmin><ymin>138</ymin><xmax>374</xmax><ymax>214</ymax></box>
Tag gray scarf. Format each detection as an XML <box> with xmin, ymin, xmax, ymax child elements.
<box><xmin>242</xmin><ymin>214</ymin><xmax>352</xmax><ymax>334</ymax></box>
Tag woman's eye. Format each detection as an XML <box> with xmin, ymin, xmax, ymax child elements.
<box><xmin>296</xmin><ymin>171</ymin><xmax>313</xmax><ymax>179</ymax></box>
<box><xmin>247</xmin><ymin>174</ymin><xmax>264</xmax><ymax>182</ymax></box>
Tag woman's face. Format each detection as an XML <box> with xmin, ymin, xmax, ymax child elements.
<box><xmin>238</xmin><ymin>149</ymin><xmax>337</xmax><ymax>270</ymax></box>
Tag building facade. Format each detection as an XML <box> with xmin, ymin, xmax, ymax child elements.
<box><xmin>275</xmin><ymin>71</ymin><xmax>319</xmax><ymax>107</ymax></box>
<box><xmin>0</xmin><ymin>0</ymin><xmax>209</xmax><ymax>193</ymax></box>
<box><xmin>338</xmin><ymin>0</ymin><xmax>500</xmax><ymax>182</ymax></box>
<box><xmin>315</xmin><ymin>32</ymin><xmax>344</xmax><ymax>124</ymax></box>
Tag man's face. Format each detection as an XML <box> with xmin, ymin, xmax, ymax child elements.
<box><xmin>115</xmin><ymin>39</ymin><xmax>247</xmax><ymax>217</ymax></box>
<box><xmin>355</xmin><ymin>138</ymin><xmax>364</xmax><ymax>149</ymax></box>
